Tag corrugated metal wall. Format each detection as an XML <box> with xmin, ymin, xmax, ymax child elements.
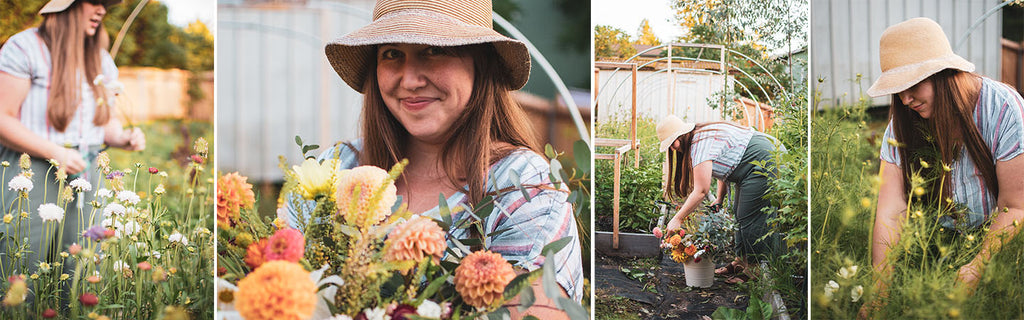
<box><xmin>811</xmin><ymin>0</ymin><xmax>1003</xmax><ymax>108</ymax></box>
<box><xmin>596</xmin><ymin>69</ymin><xmax>734</xmax><ymax>124</ymax></box>
<box><xmin>217</xmin><ymin>0</ymin><xmax>374</xmax><ymax>181</ymax></box>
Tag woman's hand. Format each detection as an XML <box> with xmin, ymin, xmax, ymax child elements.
<box><xmin>956</xmin><ymin>260</ymin><xmax>983</xmax><ymax>291</ymax></box>
<box><xmin>53</xmin><ymin>147</ymin><xmax>87</xmax><ymax>175</ymax></box>
<box><xmin>666</xmin><ymin>215</ymin><xmax>684</xmax><ymax>232</ymax></box>
<box><xmin>121</xmin><ymin>127</ymin><xmax>146</xmax><ymax>151</ymax></box>
<box><xmin>104</xmin><ymin>121</ymin><xmax>146</xmax><ymax>151</ymax></box>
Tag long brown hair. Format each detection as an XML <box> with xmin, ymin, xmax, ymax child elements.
<box><xmin>38</xmin><ymin>0</ymin><xmax>111</xmax><ymax>132</ymax></box>
<box><xmin>358</xmin><ymin>43</ymin><xmax>540</xmax><ymax>206</ymax></box>
<box><xmin>888</xmin><ymin>69</ymin><xmax>996</xmax><ymax>203</ymax></box>
<box><xmin>665</xmin><ymin>121</ymin><xmax>747</xmax><ymax>201</ymax></box>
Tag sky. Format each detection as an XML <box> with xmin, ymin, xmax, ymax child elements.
<box><xmin>592</xmin><ymin>0</ymin><xmax>682</xmax><ymax>41</ymax></box>
<box><xmin>161</xmin><ymin>0</ymin><xmax>216</xmax><ymax>32</ymax></box>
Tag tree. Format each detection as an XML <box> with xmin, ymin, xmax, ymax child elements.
<box><xmin>636</xmin><ymin>19</ymin><xmax>661</xmax><ymax>46</ymax></box>
<box><xmin>594</xmin><ymin>25</ymin><xmax>636</xmax><ymax>59</ymax></box>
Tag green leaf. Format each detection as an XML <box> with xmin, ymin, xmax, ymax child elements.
<box><xmin>302</xmin><ymin>144</ymin><xmax>320</xmax><ymax>155</ymax></box>
<box><xmin>541</xmin><ymin>236</ymin><xmax>572</xmax><ymax>256</ymax></box>
<box><xmin>573</xmin><ymin>140</ymin><xmax>591</xmax><ymax>175</ymax></box>
<box><xmin>503</xmin><ymin>269</ymin><xmax>542</xmax><ymax>300</ymax></box>
<box><xmin>746</xmin><ymin>297</ymin><xmax>772</xmax><ymax>320</ymax></box>
<box><xmin>544</xmin><ymin>144</ymin><xmax>556</xmax><ymax>159</ymax></box>
<box><xmin>476</xmin><ymin>195</ymin><xmax>495</xmax><ymax>220</ymax></box>
<box><xmin>516</xmin><ymin>285</ymin><xmax>536</xmax><ymax>312</ymax></box>
<box><xmin>549</xmin><ymin>159</ymin><xmax>564</xmax><ymax>184</ymax></box>
<box><xmin>557</xmin><ymin>297</ymin><xmax>589</xmax><ymax>320</ymax></box>
<box><xmin>523</xmin><ymin>316</ymin><xmax>540</xmax><ymax>320</ymax></box>
<box><xmin>416</xmin><ymin>271</ymin><xmax>450</xmax><ymax>303</ymax></box>
<box><xmin>439</xmin><ymin>193</ymin><xmax>453</xmax><ymax>230</ymax></box>
<box><xmin>541</xmin><ymin>253</ymin><xmax>560</xmax><ymax>301</ymax></box>
<box><xmin>712</xmin><ymin>306</ymin><xmax>746</xmax><ymax>320</ymax></box>
<box><xmin>509</xmin><ymin>170</ymin><xmax>531</xmax><ymax>202</ymax></box>
<box><xmin>487</xmin><ymin>227</ymin><xmax>513</xmax><ymax>238</ymax></box>
<box><xmin>487</xmin><ymin>307</ymin><xmax>510</xmax><ymax>320</ymax></box>
<box><xmin>295</xmin><ymin>135</ymin><xmax>303</xmax><ymax>147</ymax></box>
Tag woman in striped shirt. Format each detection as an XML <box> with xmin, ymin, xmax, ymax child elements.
<box><xmin>0</xmin><ymin>0</ymin><xmax>144</xmax><ymax>268</ymax></box>
<box><xmin>657</xmin><ymin>115</ymin><xmax>785</xmax><ymax>283</ymax></box>
<box><xmin>867</xmin><ymin>17</ymin><xmax>1024</xmax><ymax>301</ymax></box>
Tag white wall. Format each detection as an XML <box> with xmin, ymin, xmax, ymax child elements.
<box><xmin>596</xmin><ymin>69</ymin><xmax>734</xmax><ymax>124</ymax></box>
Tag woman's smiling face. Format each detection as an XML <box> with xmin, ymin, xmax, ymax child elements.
<box><xmin>81</xmin><ymin>0</ymin><xmax>107</xmax><ymax>37</ymax></box>
<box><xmin>376</xmin><ymin>43</ymin><xmax>475</xmax><ymax>144</ymax></box>
<box><xmin>897</xmin><ymin>79</ymin><xmax>935</xmax><ymax>119</ymax></box>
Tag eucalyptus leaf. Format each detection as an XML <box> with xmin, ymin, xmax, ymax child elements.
<box><xmin>509</xmin><ymin>170</ymin><xmax>531</xmax><ymax>201</ymax></box>
<box><xmin>541</xmin><ymin>254</ymin><xmax>560</xmax><ymax>301</ymax></box>
<box><xmin>438</xmin><ymin>193</ymin><xmax>453</xmax><ymax>229</ymax></box>
<box><xmin>417</xmin><ymin>271</ymin><xmax>449</xmax><ymax>303</ymax></box>
<box><xmin>523</xmin><ymin>316</ymin><xmax>540</xmax><ymax>320</ymax></box>
<box><xmin>557</xmin><ymin>297</ymin><xmax>589</xmax><ymax>320</ymax></box>
<box><xmin>487</xmin><ymin>227</ymin><xmax>513</xmax><ymax>238</ymax></box>
<box><xmin>295</xmin><ymin>135</ymin><xmax>303</xmax><ymax>147</ymax></box>
<box><xmin>573</xmin><ymin>140</ymin><xmax>591</xmax><ymax>175</ymax></box>
<box><xmin>545</xmin><ymin>144</ymin><xmax>556</xmax><ymax>159</ymax></box>
<box><xmin>541</xmin><ymin>236</ymin><xmax>572</xmax><ymax>256</ymax></box>
<box><xmin>549</xmin><ymin>159</ymin><xmax>564</xmax><ymax>184</ymax></box>
<box><xmin>487</xmin><ymin>307</ymin><xmax>510</xmax><ymax>320</ymax></box>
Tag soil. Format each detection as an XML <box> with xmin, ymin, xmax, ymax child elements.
<box><xmin>595</xmin><ymin>254</ymin><xmax>751</xmax><ymax>319</ymax></box>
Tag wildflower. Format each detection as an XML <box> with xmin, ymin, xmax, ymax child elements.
<box><xmin>38</xmin><ymin>203</ymin><xmax>64</xmax><ymax>222</ymax></box>
<box><xmin>966</xmin><ymin>234</ymin><xmax>975</xmax><ymax>242</ymax></box>
<box><xmin>886</xmin><ymin>138</ymin><xmax>904</xmax><ymax>148</ymax></box>
<box><xmin>70</xmin><ymin>177</ymin><xmax>92</xmax><ymax>192</ymax></box>
<box><xmin>55</xmin><ymin>167</ymin><xmax>67</xmax><ymax>181</ymax></box>
<box><xmin>838</xmin><ymin>265</ymin><xmax>858</xmax><ymax>279</ymax></box>
<box><xmin>19</xmin><ymin>154</ymin><xmax>30</xmax><ymax>169</ymax></box>
<box><xmin>217</xmin><ymin>173</ymin><xmax>256</xmax><ymax>229</ymax></box>
<box><xmin>823</xmin><ymin>280</ymin><xmax>839</xmax><ymax>300</ymax></box>
<box><xmin>389</xmin><ymin>304</ymin><xmax>418</xmax><ymax>319</ymax></box>
<box><xmin>38</xmin><ymin>262</ymin><xmax>52</xmax><ymax>274</ymax></box>
<box><xmin>148</xmin><ymin>167</ymin><xmax>159</xmax><ymax>174</ymax></box>
<box><xmin>3</xmin><ymin>214</ymin><xmax>12</xmax><ymax>224</ymax></box>
<box><xmin>20</xmin><ymin>211</ymin><xmax>28</xmax><ymax>218</ymax></box>
<box><xmin>235</xmin><ymin>261</ymin><xmax>316</xmax><ymax>320</ymax></box>
<box><xmin>137</xmin><ymin>261</ymin><xmax>152</xmax><ymax>271</ymax></box>
<box><xmin>163</xmin><ymin>306</ymin><xmax>189</xmax><ymax>320</ymax></box>
<box><xmin>88</xmin><ymin>312</ymin><xmax>99</xmax><ymax>319</ymax></box>
<box><xmin>168</xmin><ymin>232</ymin><xmax>188</xmax><ymax>245</ymax></box>
<box><xmin>194</xmin><ymin>137</ymin><xmax>208</xmax><ymax>154</ymax></box>
<box><xmin>362</xmin><ymin>307</ymin><xmax>388</xmax><ymax>320</ymax></box>
<box><xmin>152</xmin><ymin>266</ymin><xmax>167</xmax><ymax>282</ymax></box>
<box><xmin>684</xmin><ymin>244</ymin><xmax>697</xmax><ymax>257</ymax></box>
<box><xmin>860</xmin><ymin>197</ymin><xmax>872</xmax><ymax>208</ymax></box>
<box><xmin>8</xmin><ymin>174</ymin><xmax>33</xmax><ymax>192</ymax></box>
<box><xmin>42</xmin><ymin>308</ymin><xmax>58</xmax><ymax>318</ymax></box>
<box><xmin>60</xmin><ymin>274</ymin><xmax>69</xmax><ymax>281</ymax></box>
<box><xmin>385</xmin><ymin>215</ymin><xmax>445</xmax><ymax>269</ymax></box>
<box><xmin>30</xmin><ymin>274</ymin><xmax>39</xmax><ymax>280</ymax></box>
<box><xmin>245</xmin><ymin>239</ymin><xmax>268</xmax><ymax>269</ymax></box>
<box><xmin>336</xmin><ymin>165</ymin><xmax>397</xmax><ymax>227</ymax></box>
<box><xmin>154</xmin><ymin>184</ymin><xmax>166</xmax><ymax>195</ymax></box>
<box><xmin>97</xmin><ymin>188</ymin><xmax>113</xmax><ymax>199</ymax></box>
<box><xmin>919</xmin><ymin>159</ymin><xmax>930</xmax><ymax>168</ymax></box>
<box><xmin>103</xmin><ymin>203</ymin><xmax>127</xmax><ymax>217</ymax></box>
<box><xmin>93</xmin><ymin>74</ymin><xmax>105</xmax><ymax>85</ymax></box>
<box><xmin>87</xmin><ymin>275</ymin><xmax>101</xmax><ymax>283</ymax></box>
<box><xmin>191</xmin><ymin>155</ymin><xmax>204</xmax><ymax>164</ymax></box>
<box><xmin>668</xmin><ymin>234</ymin><xmax>683</xmax><ymax>247</ymax></box>
<box><xmin>948</xmin><ymin>308</ymin><xmax>961</xmax><ymax>318</ymax></box>
<box><xmin>0</xmin><ymin>161</ymin><xmax>7</xmax><ymax>167</ymax></box>
<box><xmin>264</xmin><ymin>228</ymin><xmax>305</xmax><ymax>263</ymax></box>
<box><xmin>943</xmin><ymin>163</ymin><xmax>952</xmax><ymax>172</ymax></box>
<box><xmin>159</xmin><ymin>171</ymin><xmax>168</xmax><ymax>178</ymax></box>
<box><xmin>95</xmin><ymin>152</ymin><xmax>110</xmax><ymax>169</ymax></box>
<box><xmin>2</xmin><ymin>275</ymin><xmax>27</xmax><ymax>306</ymax></box>
<box><xmin>851</xmin><ymin>285</ymin><xmax>863</xmax><ymax>302</ymax></box>
<box><xmin>68</xmin><ymin>242</ymin><xmax>82</xmax><ymax>255</ymax></box>
<box><xmin>117</xmin><ymin>190</ymin><xmax>141</xmax><ymax>205</ymax></box>
<box><xmin>292</xmin><ymin>159</ymin><xmax>340</xmax><ymax>200</ymax></box>
<box><xmin>417</xmin><ymin>300</ymin><xmax>442</xmax><ymax>318</ymax></box>
<box><xmin>79</xmin><ymin>293</ymin><xmax>99</xmax><ymax>306</ymax></box>
<box><xmin>455</xmin><ymin>250</ymin><xmax>516</xmax><ymax>308</ymax></box>
<box><xmin>235</xmin><ymin>232</ymin><xmax>255</xmax><ymax>247</ymax></box>
<box><xmin>913</xmin><ymin>187</ymin><xmax>925</xmax><ymax>196</ymax></box>
<box><xmin>83</xmin><ymin>226</ymin><xmax>108</xmax><ymax>241</ymax></box>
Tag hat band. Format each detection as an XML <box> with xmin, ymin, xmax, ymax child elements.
<box><xmin>882</xmin><ymin>53</ymin><xmax>965</xmax><ymax>75</ymax></box>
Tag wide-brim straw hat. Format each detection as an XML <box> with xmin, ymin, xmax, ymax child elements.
<box><xmin>657</xmin><ymin>115</ymin><xmax>696</xmax><ymax>152</ymax></box>
<box><xmin>39</xmin><ymin>0</ymin><xmax>122</xmax><ymax>14</ymax></box>
<box><xmin>866</xmin><ymin>17</ymin><xmax>975</xmax><ymax>97</ymax></box>
<box><xmin>325</xmin><ymin>0</ymin><xmax>531</xmax><ymax>94</ymax></box>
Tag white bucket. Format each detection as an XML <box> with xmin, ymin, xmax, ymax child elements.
<box><xmin>683</xmin><ymin>258</ymin><xmax>715</xmax><ymax>288</ymax></box>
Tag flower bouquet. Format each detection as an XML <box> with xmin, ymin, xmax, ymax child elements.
<box><xmin>1</xmin><ymin>138</ymin><xmax>214</xmax><ymax>319</ymax></box>
<box><xmin>216</xmin><ymin>139</ymin><xmax>586</xmax><ymax>320</ymax></box>
<box><xmin>654</xmin><ymin>203</ymin><xmax>736</xmax><ymax>287</ymax></box>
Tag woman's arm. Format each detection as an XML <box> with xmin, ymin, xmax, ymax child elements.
<box><xmin>0</xmin><ymin>72</ymin><xmax>88</xmax><ymax>174</ymax></box>
<box><xmin>103</xmin><ymin>117</ymin><xmax>145</xmax><ymax>151</ymax></box>
<box><xmin>713</xmin><ymin>178</ymin><xmax>728</xmax><ymax>206</ymax></box>
<box><xmin>666</xmin><ymin>160</ymin><xmax>713</xmax><ymax>231</ymax></box>
<box><xmin>957</xmin><ymin>155</ymin><xmax>1024</xmax><ymax>289</ymax></box>
<box><xmin>872</xmin><ymin>161</ymin><xmax>907</xmax><ymax>278</ymax></box>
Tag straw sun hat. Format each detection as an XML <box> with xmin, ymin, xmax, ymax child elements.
<box><xmin>39</xmin><ymin>0</ymin><xmax>121</xmax><ymax>14</ymax></box>
<box><xmin>866</xmin><ymin>17</ymin><xmax>975</xmax><ymax>97</ymax></box>
<box><xmin>325</xmin><ymin>0</ymin><xmax>531</xmax><ymax>93</ymax></box>
<box><xmin>656</xmin><ymin>115</ymin><xmax>696</xmax><ymax>152</ymax></box>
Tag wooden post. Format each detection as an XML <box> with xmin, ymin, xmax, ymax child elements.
<box><xmin>631</xmin><ymin>63</ymin><xmax>639</xmax><ymax>168</ymax></box>
<box><xmin>613</xmin><ymin>150</ymin><xmax>621</xmax><ymax>249</ymax></box>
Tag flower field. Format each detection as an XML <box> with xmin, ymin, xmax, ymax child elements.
<box><xmin>810</xmin><ymin>85</ymin><xmax>1024</xmax><ymax>318</ymax></box>
<box><xmin>1</xmin><ymin>120</ymin><xmax>214</xmax><ymax>319</ymax></box>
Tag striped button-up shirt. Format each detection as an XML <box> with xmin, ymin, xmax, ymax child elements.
<box><xmin>880</xmin><ymin>77</ymin><xmax>1024</xmax><ymax>229</ymax></box>
<box><xmin>288</xmin><ymin>140</ymin><xmax>585</xmax><ymax>302</ymax></box>
<box><xmin>691</xmin><ymin>123</ymin><xmax>780</xmax><ymax>180</ymax></box>
<box><xmin>0</xmin><ymin>28</ymin><xmax>117</xmax><ymax>151</ymax></box>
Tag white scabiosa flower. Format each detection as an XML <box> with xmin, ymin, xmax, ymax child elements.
<box><xmin>103</xmin><ymin>203</ymin><xmax>127</xmax><ymax>217</ymax></box>
<box><xmin>69</xmin><ymin>178</ymin><xmax>92</xmax><ymax>192</ymax></box>
<box><xmin>153</xmin><ymin>184</ymin><xmax>166</xmax><ymax>195</ymax></box>
<box><xmin>97</xmin><ymin>188</ymin><xmax>113</xmax><ymax>199</ymax></box>
<box><xmin>838</xmin><ymin>265</ymin><xmax>858</xmax><ymax>279</ymax></box>
<box><xmin>363</xmin><ymin>307</ymin><xmax>388</xmax><ymax>320</ymax></box>
<box><xmin>116</xmin><ymin>190</ymin><xmax>141</xmax><ymax>205</ymax></box>
<box><xmin>824</xmin><ymin>280</ymin><xmax>840</xmax><ymax>300</ymax></box>
<box><xmin>417</xmin><ymin>300</ymin><xmax>442</xmax><ymax>318</ymax></box>
<box><xmin>8</xmin><ymin>175</ymin><xmax>33</xmax><ymax>192</ymax></box>
<box><xmin>168</xmin><ymin>232</ymin><xmax>188</xmax><ymax>245</ymax></box>
<box><xmin>112</xmin><ymin>260</ymin><xmax>129</xmax><ymax>272</ymax></box>
<box><xmin>37</xmin><ymin>203</ymin><xmax>64</xmax><ymax>222</ymax></box>
<box><xmin>851</xmin><ymin>285</ymin><xmax>864</xmax><ymax>302</ymax></box>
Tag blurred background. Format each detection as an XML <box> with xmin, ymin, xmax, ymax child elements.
<box><xmin>215</xmin><ymin>0</ymin><xmax>592</xmax><ymax>213</ymax></box>
<box><xmin>0</xmin><ymin>0</ymin><xmax>214</xmax><ymax>180</ymax></box>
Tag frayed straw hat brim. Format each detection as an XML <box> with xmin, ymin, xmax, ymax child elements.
<box><xmin>325</xmin><ymin>9</ymin><xmax>530</xmax><ymax>93</ymax></box>
<box><xmin>39</xmin><ymin>0</ymin><xmax>121</xmax><ymax>14</ymax></box>
<box><xmin>866</xmin><ymin>54</ymin><xmax>974</xmax><ymax>97</ymax></box>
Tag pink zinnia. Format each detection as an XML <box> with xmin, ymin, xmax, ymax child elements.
<box><xmin>263</xmin><ymin>228</ymin><xmax>305</xmax><ymax>262</ymax></box>
<box><xmin>653</xmin><ymin>227</ymin><xmax>663</xmax><ymax>238</ymax></box>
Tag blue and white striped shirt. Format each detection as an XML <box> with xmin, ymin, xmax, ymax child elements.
<box><xmin>881</xmin><ymin>77</ymin><xmax>1024</xmax><ymax>229</ymax></box>
<box><xmin>0</xmin><ymin>28</ymin><xmax>118</xmax><ymax>150</ymax></box>
<box><xmin>690</xmin><ymin>123</ymin><xmax>782</xmax><ymax>180</ymax></box>
<box><xmin>288</xmin><ymin>140</ymin><xmax>585</xmax><ymax>302</ymax></box>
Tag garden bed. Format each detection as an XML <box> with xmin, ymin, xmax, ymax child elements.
<box><xmin>595</xmin><ymin>255</ymin><xmax>749</xmax><ymax>319</ymax></box>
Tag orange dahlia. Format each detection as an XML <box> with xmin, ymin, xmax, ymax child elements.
<box><xmin>264</xmin><ymin>228</ymin><xmax>305</xmax><ymax>262</ymax></box>
<box><xmin>245</xmin><ymin>239</ymin><xmax>268</xmax><ymax>269</ymax></box>
<box><xmin>454</xmin><ymin>251</ymin><xmax>516</xmax><ymax>309</ymax></box>
<box><xmin>335</xmin><ymin>165</ymin><xmax>397</xmax><ymax>228</ymax></box>
<box><xmin>385</xmin><ymin>215</ymin><xmax>445</xmax><ymax>267</ymax></box>
<box><xmin>217</xmin><ymin>173</ymin><xmax>256</xmax><ymax>229</ymax></box>
<box><xmin>668</xmin><ymin>234</ymin><xmax>682</xmax><ymax>247</ymax></box>
<box><xmin>684</xmin><ymin>244</ymin><xmax>697</xmax><ymax>257</ymax></box>
<box><xmin>235</xmin><ymin>261</ymin><xmax>316</xmax><ymax>320</ymax></box>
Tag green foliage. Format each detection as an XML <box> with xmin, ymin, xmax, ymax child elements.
<box><xmin>0</xmin><ymin>0</ymin><xmax>46</xmax><ymax>44</ymax></box>
<box><xmin>594</xmin><ymin>25</ymin><xmax>637</xmax><ymax>59</ymax></box>
<box><xmin>104</xmin><ymin>1</ymin><xmax>213</xmax><ymax>72</ymax></box>
<box><xmin>712</xmin><ymin>297</ymin><xmax>773</xmax><ymax>320</ymax></box>
<box><xmin>594</xmin><ymin>115</ymin><xmax>664</xmax><ymax>233</ymax></box>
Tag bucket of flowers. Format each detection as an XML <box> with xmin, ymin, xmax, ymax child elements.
<box><xmin>216</xmin><ymin>139</ymin><xmax>587</xmax><ymax>320</ymax></box>
<box><xmin>654</xmin><ymin>203</ymin><xmax>736</xmax><ymax>288</ymax></box>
